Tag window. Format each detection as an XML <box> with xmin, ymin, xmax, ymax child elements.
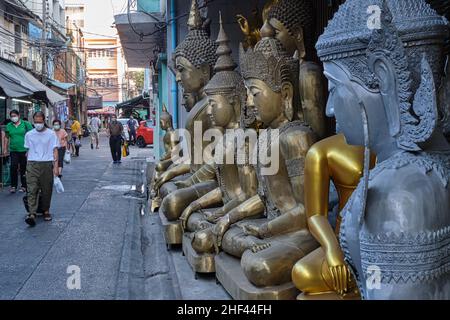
<box><xmin>4</xmin><ymin>12</ymin><xmax>13</xmax><ymax>23</ymax></box>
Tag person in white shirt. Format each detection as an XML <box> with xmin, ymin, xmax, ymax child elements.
<box><xmin>89</xmin><ymin>115</ymin><xmax>101</xmax><ymax>149</ymax></box>
<box><xmin>24</xmin><ymin>111</ymin><xmax>60</xmax><ymax>226</ymax></box>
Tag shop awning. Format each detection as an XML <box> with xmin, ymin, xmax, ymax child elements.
<box><xmin>48</xmin><ymin>79</ymin><xmax>76</xmax><ymax>91</ymax></box>
<box><xmin>0</xmin><ymin>72</ymin><xmax>34</xmax><ymax>98</ymax></box>
<box><xmin>116</xmin><ymin>95</ymin><xmax>149</xmax><ymax>109</ymax></box>
<box><xmin>0</xmin><ymin>58</ymin><xmax>66</xmax><ymax>105</ymax></box>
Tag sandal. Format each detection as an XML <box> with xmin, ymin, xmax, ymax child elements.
<box><xmin>10</xmin><ymin>187</ymin><xmax>16</xmax><ymax>193</ymax></box>
<box><xmin>19</xmin><ymin>187</ymin><xmax>26</xmax><ymax>193</ymax></box>
<box><xmin>43</xmin><ymin>212</ymin><xmax>52</xmax><ymax>222</ymax></box>
<box><xmin>25</xmin><ymin>214</ymin><xmax>36</xmax><ymax>227</ymax></box>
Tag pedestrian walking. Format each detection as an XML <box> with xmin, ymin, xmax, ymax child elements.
<box><xmin>24</xmin><ymin>112</ymin><xmax>60</xmax><ymax>226</ymax></box>
<box><xmin>89</xmin><ymin>115</ymin><xmax>101</xmax><ymax>149</ymax></box>
<box><xmin>127</xmin><ymin>115</ymin><xmax>138</xmax><ymax>145</ymax></box>
<box><xmin>70</xmin><ymin>117</ymin><xmax>82</xmax><ymax>157</ymax></box>
<box><xmin>108</xmin><ymin>115</ymin><xmax>123</xmax><ymax>164</ymax></box>
<box><xmin>53</xmin><ymin>119</ymin><xmax>68</xmax><ymax>178</ymax></box>
<box><xmin>4</xmin><ymin>110</ymin><xmax>33</xmax><ymax>193</ymax></box>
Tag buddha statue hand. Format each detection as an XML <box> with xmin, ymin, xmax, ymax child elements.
<box><xmin>213</xmin><ymin>215</ymin><xmax>232</xmax><ymax>250</ymax></box>
<box><xmin>204</xmin><ymin>208</ymin><xmax>225</xmax><ymax>223</ymax></box>
<box><xmin>236</xmin><ymin>15</ymin><xmax>250</xmax><ymax>36</ymax></box>
<box><xmin>153</xmin><ymin>171</ymin><xmax>172</xmax><ymax>191</ymax></box>
<box><xmin>243</xmin><ymin>224</ymin><xmax>261</xmax><ymax>238</ymax></box>
<box><xmin>174</xmin><ymin>180</ymin><xmax>190</xmax><ymax>189</ymax></box>
<box><xmin>180</xmin><ymin>202</ymin><xmax>201</xmax><ymax>231</ymax></box>
<box><xmin>250</xmin><ymin>242</ymin><xmax>271</xmax><ymax>253</ymax></box>
<box><xmin>326</xmin><ymin>246</ymin><xmax>351</xmax><ymax>296</ymax></box>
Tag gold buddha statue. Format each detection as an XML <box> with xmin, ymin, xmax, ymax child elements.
<box><xmin>213</xmin><ymin>38</ymin><xmax>319</xmax><ymax>300</ymax></box>
<box><xmin>291</xmin><ymin>134</ymin><xmax>376</xmax><ymax>299</ymax></box>
<box><xmin>178</xmin><ymin>14</ymin><xmax>258</xmax><ymax>275</ymax></box>
<box><xmin>151</xmin><ymin>104</ymin><xmax>177</xmax><ymax>211</ymax></box>
<box><xmin>260</xmin><ymin>0</ymin><xmax>327</xmax><ymax>139</ymax></box>
<box><xmin>236</xmin><ymin>0</ymin><xmax>279</xmax><ymax>49</ymax></box>
<box><xmin>151</xmin><ymin>0</ymin><xmax>219</xmax><ymax>246</ymax></box>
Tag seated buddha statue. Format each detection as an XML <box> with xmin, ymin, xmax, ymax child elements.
<box><xmin>151</xmin><ymin>0</ymin><xmax>219</xmax><ymax>237</ymax></box>
<box><xmin>212</xmin><ymin>38</ymin><xmax>319</xmax><ymax>299</ymax></box>
<box><xmin>151</xmin><ymin>104</ymin><xmax>178</xmax><ymax>211</ymax></box>
<box><xmin>313</xmin><ymin>0</ymin><xmax>450</xmax><ymax>299</ymax></box>
<box><xmin>291</xmin><ymin>134</ymin><xmax>376</xmax><ymax>299</ymax></box>
<box><xmin>177</xmin><ymin>15</ymin><xmax>258</xmax><ymax>273</ymax></box>
<box><xmin>260</xmin><ymin>0</ymin><xmax>328</xmax><ymax>140</ymax></box>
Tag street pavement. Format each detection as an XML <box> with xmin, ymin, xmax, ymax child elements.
<box><xmin>0</xmin><ymin>133</ymin><xmax>229</xmax><ymax>300</ymax></box>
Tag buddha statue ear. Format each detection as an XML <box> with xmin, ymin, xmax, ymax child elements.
<box><xmin>368</xmin><ymin>53</ymin><xmax>401</xmax><ymax>138</ymax></box>
<box><xmin>281</xmin><ymin>82</ymin><xmax>294</xmax><ymax>121</ymax></box>
<box><xmin>295</xmin><ymin>27</ymin><xmax>306</xmax><ymax>60</ymax></box>
<box><xmin>199</xmin><ymin>63</ymin><xmax>212</xmax><ymax>86</ymax></box>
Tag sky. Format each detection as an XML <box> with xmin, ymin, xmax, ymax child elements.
<box><xmin>65</xmin><ymin>0</ymin><xmax>129</xmax><ymax>38</ymax></box>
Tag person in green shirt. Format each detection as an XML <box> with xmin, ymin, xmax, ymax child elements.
<box><xmin>5</xmin><ymin>110</ymin><xmax>33</xmax><ymax>193</ymax></box>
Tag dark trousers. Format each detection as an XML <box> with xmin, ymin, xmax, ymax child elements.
<box><xmin>109</xmin><ymin>135</ymin><xmax>122</xmax><ymax>161</ymax></box>
<box><xmin>10</xmin><ymin>151</ymin><xmax>27</xmax><ymax>189</ymax></box>
<box><xmin>72</xmin><ymin>136</ymin><xmax>80</xmax><ymax>156</ymax></box>
<box><xmin>129</xmin><ymin>130</ymin><xmax>136</xmax><ymax>144</ymax></box>
<box><xmin>26</xmin><ymin>161</ymin><xmax>53</xmax><ymax>215</ymax></box>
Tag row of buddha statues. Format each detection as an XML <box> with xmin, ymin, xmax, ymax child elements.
<box><xmin>150</xmin><ymin>0</ymin><xmax>450</xmax><ymax>300</ymax></box>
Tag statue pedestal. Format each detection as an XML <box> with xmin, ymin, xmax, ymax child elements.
<box><xmin>297</xmin><ymin>292</ymin><xmax>360</xmax><ymax>300</ymax></box>
<box><xmin>159</xmin><ymin>210</ymin><xmax>182</xmax><ymax>246</ymax></box>
<box><xmin>182</xmin><ymin>233</ymin><xmax>216</xmax><ymax>274</ymax></box>
<box><xmin>215</xmin><ymin>252</ymin><xmax>299</xmax><ymax>300</ymax></box>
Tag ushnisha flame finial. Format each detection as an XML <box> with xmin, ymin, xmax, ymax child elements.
<box><xmin>187</xmin><ymin>0</ymin><xmax>203</xmax><ymax>30</ymax></box>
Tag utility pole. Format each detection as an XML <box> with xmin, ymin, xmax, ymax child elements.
<box><xmin>41</xmin><ymin>0</ymin><xmax>48</xmax><ymax>84</ymax></box>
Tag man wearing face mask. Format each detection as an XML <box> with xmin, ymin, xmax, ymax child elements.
<box><xmin>24</xmin><ymin>112</ymin><xmax>60</xmax><ymax>226</ymax></box>
<box><xmin>5</xmin><ymin>110</ymin><xmax>33</xmax><ymax>193</ymax></box>
<box><xmin>108</xmin><ymin>115</ymin><xmax>123</xmax><ymax>164</ymax></box>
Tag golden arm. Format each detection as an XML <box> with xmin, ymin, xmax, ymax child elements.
<box><xmin>154</xmin><ymin>163</ymin><xmax>191</xmax><ymax>190</ymax></box>
<box><xmin>180</xmin><ymin>187</ymin><xmax>223</xmax><ymax>229</ymax></box>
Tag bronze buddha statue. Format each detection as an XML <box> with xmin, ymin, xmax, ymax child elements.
<box><xmin>178</xmin><ymin>14</ymin><xmax>259</xmax><ymax>275</ymax></box>
<box><xmin>151</xmin><ymin>0</ymin><xmax>219</xmax><ymax>246</ymax></box>
<box><xmin>213</xmin><ymin>38</ymin><xmax>319</xmax><ymax>300</ymax></box>
<box><xmin>313</xmin><ymin>0</ymin><xmax>450</xmax><ymax>299</ymax></box>
<box><xmin>151</xmin><ymin>104</ymin><xmax>177</xmax><ymax>211</ymax></box>
<box><xmin>260</xmin><ymin>0</ymin><xmax>327</xmax><ymax>140</ymax></box>
<box><xmin>291</xmin><ymin>134</ymin><xmax>376</xmax><ymax>299</ymax></box>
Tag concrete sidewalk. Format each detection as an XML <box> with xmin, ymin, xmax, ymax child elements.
<box><xmin>0</xmin><ymin>133</ymin><xmax>229</xmax><ymax>300</ymax></box>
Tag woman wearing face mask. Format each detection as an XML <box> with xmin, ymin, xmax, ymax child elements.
<box><xmin>24</xmin><ymin>112</ymin><xmax>60</xmax><ymax>226</ymax></box>
<box><xmin>53</xmin><ymin>119</ymin><xmax>68</xmax><ymax>178</ymax></box>
<box><xmin>4</xmin><ymin>110</ymin><xmax>33</xmax><ymax>193</ymax></box>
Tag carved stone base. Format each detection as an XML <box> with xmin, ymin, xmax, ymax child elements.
<box><xmin>215</xmin><ymin>252</ymin><xmax>299</xmax><ymax>300</ymax></box>
<box><xmin>159</xmin><ymin>210</ymin><xmax>182</xmax><ymax>245</ymax></box>
<box><xmin>182</xmin><ymin>233</ymin><xmax>216</xmax><ymax>274</ymax></box>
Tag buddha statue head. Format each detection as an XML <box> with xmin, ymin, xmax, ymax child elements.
<box><xmin>240</xmin><ymin>37</ymin><xmax>299</xmax><ymax>129</ymax></box>
<box><xmin>173</xmin><ymin>0</ymin><xmax>218</xmax><ymax>111</ymax></box>
<box><xmin>160</xmin><ymin>104</ymin><xmax>173</xmax><ymax>131</ymax></box>
<box><xmin>316</xmin><ymin>0</ymin><xmax>448</xmax><ymax>161</ymax></box>
<box><xmin>260</xmin><ymin>0</ymin><xmax>314</xmax><ymax>60</ymax></box>
<box><xmin>204</xmin><ymin>13</ymin><xmax>245</xmax><ymax>129</ymax></box>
